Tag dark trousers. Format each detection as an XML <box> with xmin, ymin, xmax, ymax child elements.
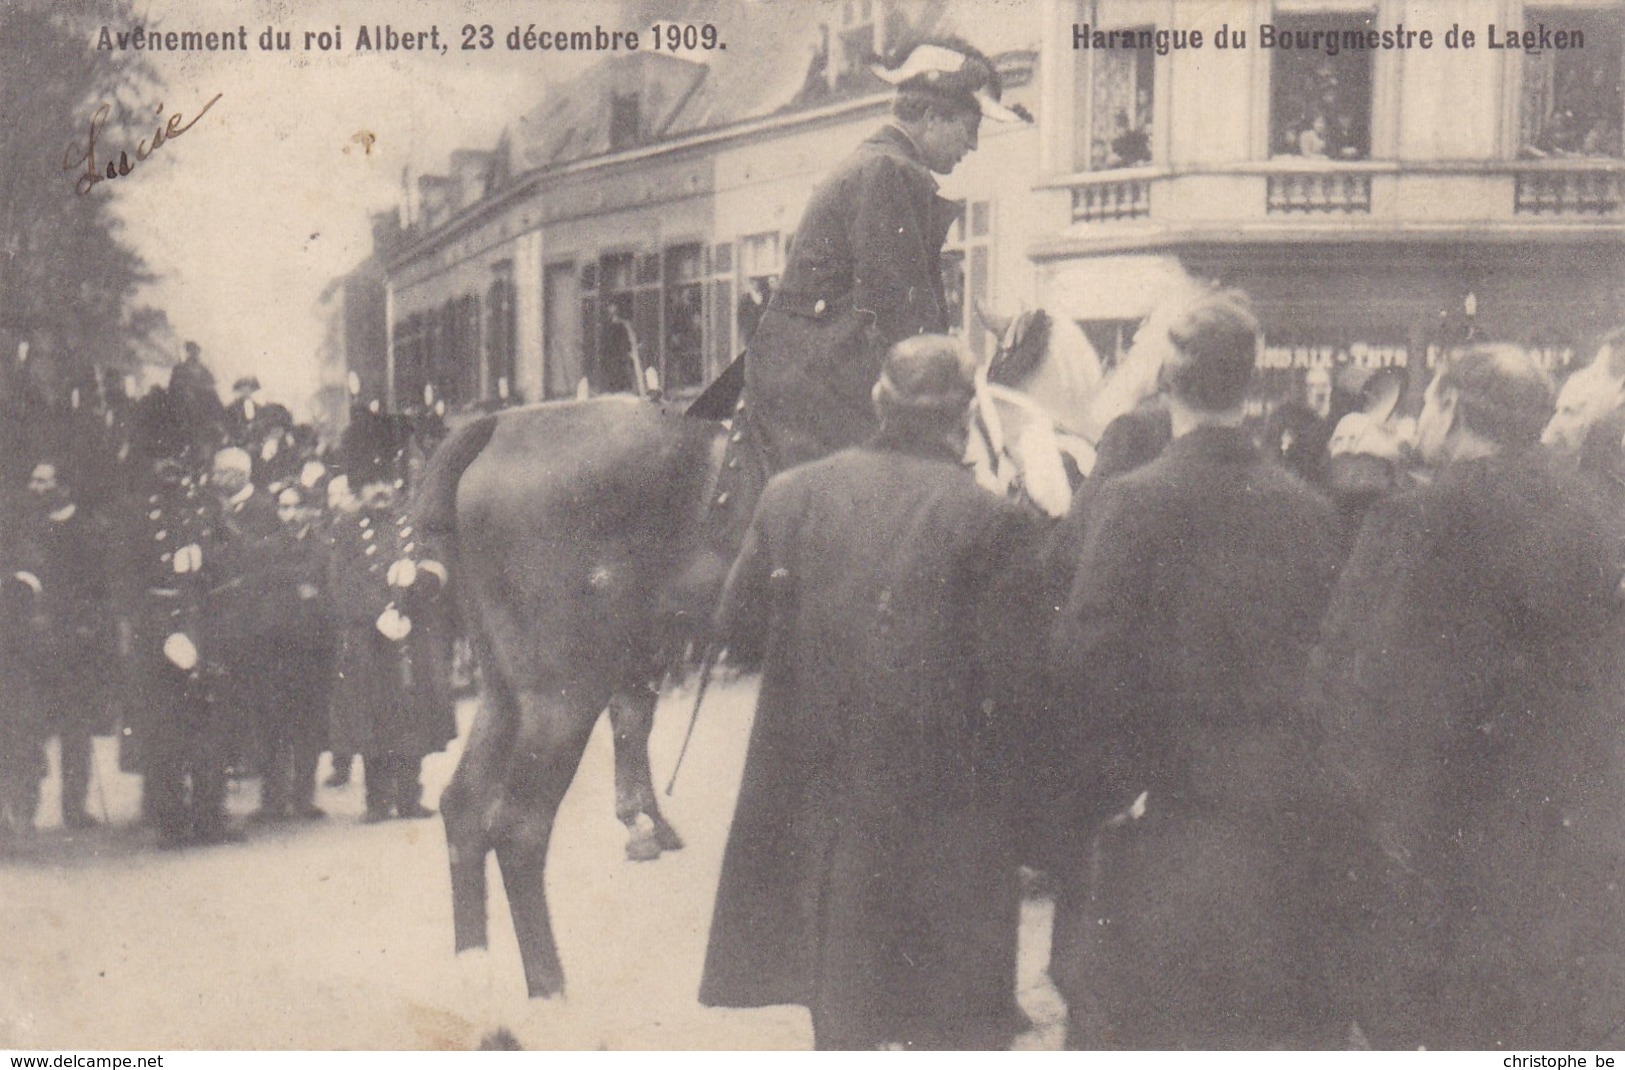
<box><xmin>257</xmin><ymin>642</ymin><xmax>332</xmax><ymax>814</ymax></box>
<box><xmin>35</xmin><ymin>647</ymin><xmax>106</xmax><ymax>822</ymax></box>
<box><xmin>138</xmin><ymin>656</ymin><xmax>229</xmax><ymax>842</ymax></box>
<box><xmin>363</xmin><ymin>753</ymin><xmax>424</xmax><ymax>816</ymax></box>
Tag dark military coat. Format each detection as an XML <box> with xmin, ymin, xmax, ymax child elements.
<box><xmin>15</xmin><ymin>502</ymin><xmax>111</xmax><ymax>700</ymax></box>
<box><xmin>117</xmin><ymin>463</ymin><xmax>219</xmax><ymax>769</ymax></box>
<box><xmin>742</xmin><ymin>125</ymin><xmax>961</xmax><ymax>474</ymax></box>
<box><xmin>1309</xmin><ymin>448</ymin><xmax>1625</xmax><ymax>1049</ymax></box>
<box><xmin>1047</xmin><ymin>425</ymin><xmax>1343</xmax><ymax>1049</ymax></box>
<box><xmin>326</xmin><ymin>502</ymin><xmax>454</xmax><ymax>759</ymax></box>
<box><xmin>699</xmin><ymin>429</ymin><xmax>1040</xmax><ymax>1049</ymax></box>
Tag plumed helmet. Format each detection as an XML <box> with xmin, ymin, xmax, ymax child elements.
<box><xmin>873</xmin><ymin>38</ymin><xmax>1028</xmax><ymax>124</ymax></box>
<box><xmin>340</xmin><ymin>406</ymin><xmax>405</xmax><ymax>488</ymax></box>
<box><xmin>873</xmin><ymin>334</ymin><xmax>977</xmax><ymax>415</ymax></box>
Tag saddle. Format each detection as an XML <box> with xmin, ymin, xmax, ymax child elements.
<box><xmin>656</xmin><ymin>357</ymin><xmax>770</xmax><ymax>661</ymax></box>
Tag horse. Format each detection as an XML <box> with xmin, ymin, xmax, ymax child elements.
<box><xmin>422</xmin><ymin>314</ymin><xmax>1141</xmax><ymax>1001</ymax></box>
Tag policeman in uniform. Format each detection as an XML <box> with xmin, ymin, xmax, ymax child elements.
<box><xmin>121</xmin><ymin>388</ymin><xmax>237</xmax><ymax>848</ymax></box>
<box><xmin>326</xmin><ymin>410</ymin><xmax>455</xmax><ymax>823</ymax></box>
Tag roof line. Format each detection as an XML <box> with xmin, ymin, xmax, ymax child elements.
<box><xmin>386</xmin><ymin>91</ymin><xmax>890</xmax><ymax>269</ymax></box>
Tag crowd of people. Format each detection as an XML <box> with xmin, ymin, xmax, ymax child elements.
<box><xmin>4</xmin><ymin>31</ymin><xmax>1622</xmax><ymax>1051</ymax></box>
<box><xmin>0</xmin><ymin>345</ymin><xmax>459</xmax><ymax>846</ymax></box>
<box><xmin>700</xmin><ymin>301</ymin><xmax>1625</xmax><ymax>1051</ymax></box>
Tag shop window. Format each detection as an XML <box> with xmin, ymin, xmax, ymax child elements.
<box><xmin>391</xmin><ymin>313</ymin><xmax>429</xmax><ymax>410</ymax></box>
<box><xmin>543</xmin><ymin>261</ymin><xmax>581</xmax><ymax>400</ymax></box>
<box><xmin>1269</xmin><ymin>12</ymin><xmax>1374</xmax><ymax>160</ymax></box>
<box><xmin>708</xmin><ymin>243</ymin><xmax>736</xmax><ymax>375</ymax></box>
<box><xmin>485</xmin><ymin>265</ymin><xmax>518</xmax><ymax>404</ymax></box>
<box><xmin>939</xmin><ymin>200</ymin><xmax>993</xmax><ymax>359</ymax></box>
<box><xmin>1074</xmin><ymin>27</ymin><xmax>1155</xmax><ymax>171</ymax></box>
<box><xmin>1519</xmin><ymin>7</ymin><xmax>1623</xmax><ymax>159</ymax></box>
<box><xmin>738</xmin><ymin>231</ymin><xmax>782</xmax><ymax>351</ymax></box>
<box><xmin>425</xmin><ymin>296</ymin><xmax>480</xmax><ymax>408</ymax></box>
<box><xmin>594</xmin><ymin>253</ymin><xmax>639</xmax><ymax>394</ymax></box>
<box><xmin>663</xmin><ymin>243</ymin><xmax>705</xmax><ymax>392</ymax></box>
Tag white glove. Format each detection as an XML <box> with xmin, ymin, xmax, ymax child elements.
<box><xmin>386</xmin><ymin>558</ymin><xmax>418</xmax><ymax>588</ymax></box>
<box><xmin>163</xmin><ymin>632</ymin><xmax>199</xmax><ymax>671</ymax></box>
<box><xmin>376</xmin><ymin>604</ymin><xmax>413</xmax><ymax>640</ymax></box>
<box><xmin>172</xmin><ymin>543</ymin><xmax>203</xmax><ymax>574</ymax></box>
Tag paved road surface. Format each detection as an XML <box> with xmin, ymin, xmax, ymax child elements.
<box><xmin>0</xmin><ymin>675</ymin><xmax>1065</xmax><ymax>1049</ymax></box>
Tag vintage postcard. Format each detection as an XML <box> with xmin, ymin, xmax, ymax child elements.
<box><xmin>1</xmin><ymin>0</ymin><xmax>1622</xmax><ymax>1054</ymax></box>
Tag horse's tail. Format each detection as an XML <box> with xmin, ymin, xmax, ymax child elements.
<box><xmin>413</xmin><ymin>413</ymin><xmax>498</xmax><ymax>547</ymax></box>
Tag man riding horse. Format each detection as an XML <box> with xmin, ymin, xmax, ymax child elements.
<box><xmin>736</xmin><ymin>36</ymin><xmax>1028</xmax><ymax>479</ymax></box>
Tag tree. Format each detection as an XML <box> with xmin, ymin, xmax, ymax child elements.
<box><xmin>0</xmin><ymin>0</ymin><xmax>161</xmax><ymax>407</ymax></box>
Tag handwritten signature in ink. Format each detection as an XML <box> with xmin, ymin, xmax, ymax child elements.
<box><xmin>64</xmin><ymin>92</ymin><xmax>222</xmax><ymax>195</ymax></box>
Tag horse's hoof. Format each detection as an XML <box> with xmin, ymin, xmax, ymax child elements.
<box><xmin>625</xmin><ymin>832</ymin><xmax>663</xmax><ymax>862</ymax></box>
<box><xmin>478</xmin><ymin>1028</ymin><xmax>523</xmax><ymax>1050</ymax></box>
<box><xmin>654</xmin><ymin>822</ymin><xmax>685</xmax><ymax>852</ymax></box>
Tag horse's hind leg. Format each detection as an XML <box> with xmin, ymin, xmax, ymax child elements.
<box><xmin>489</xmin><ymin>687</ymin><xmax>602</xmax><ymax>999</ymax></box>
<box><xmin>608</xmin><ymin>681</ymin><xmax>684</xmax><ymax>862</ymax></box>
<box><xmin>440</xmin><ymin>639</ymin><xmax>517</xmax><ymax>953</ymax></box>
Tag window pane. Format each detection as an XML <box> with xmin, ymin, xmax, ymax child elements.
<box><xmin>940</xmin><ymin>249</ymin><xmax>966</xmax><ymax>337</ymax></box>
<box><xmin>664</xmin><ymin>282</ymin><xmax>705</xmax><ymax>390</ymax></box>
<box><xmin>1088</xmin><ymin>36</ymin><xmax>1155</xmax><ymax>170</ymax></box>
<box><xmin>1520</xmin><ymin>9</ymin><xmax>1623</xmax><ymax>159</ymax></box>
<box><xmin>1269</xmin><ymin>14</ymin><xmax>1374</xmax><ymax>159</ymax></box>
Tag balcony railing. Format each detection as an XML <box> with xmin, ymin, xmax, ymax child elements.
<box><xmin>1071</xmin><ymin>177</ymin><xmax>1151</xmax><ymax>222</ymax></box>
<box><xmin>1266</xmin><ymin>172</ymin><xmax>1373</xmax><ymax>215</ymax></box>
<box><xmin>1514</xmin><ymin>169</ymin><xmax>1623</xmax><ymax>215</ymax></box>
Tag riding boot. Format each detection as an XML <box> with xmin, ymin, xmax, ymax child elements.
<box><xmin>255</xmin><ymin>741</ymin><xmax>292</xmax><ymax>820</ymax></box>
<box><xmin>59</xmin><ymin>725</ymin><xmax>96</xmax><ymax>827</ymax></box>
<box><xmin>395</xmin><ymin>756</ymin><xmax>433</xmax><ymax>818</ymax></box>
<box><xmin>291</xmin><ymin>737</ymin><xmax>323</xmax><ymax>817</ymax></box>
<box><xmin>325</xmin><ymin>752</ymin><xmax>354</xmax><ymax>787</ymax></box>
<box><xmin>361</xmin><ymin>754</ymin><xmax>393</xmax><ymax>821</ymax></box>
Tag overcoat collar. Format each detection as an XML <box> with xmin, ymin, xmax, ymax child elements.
<box><xmin>1165</xmin><ymin>423</ymin><xmax>1260</xmax><ymax>465</ymax></box>
<box><xmin>870</xmin><ymin>123</ymin><xmax>935</xmax><ymax>184</ymax></box>
<box><xmin>867</xmin><ymin>423</ymin><xmax>969</xmax><ymax>466</ymax></box>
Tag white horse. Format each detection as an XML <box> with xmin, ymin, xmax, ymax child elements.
<box><xmin>968</xmin><ymin>298</ymin><xmax>1186</xmax><ymax>516</ymax></box>
<box><xmin>1543</xmin><ymin>331</ymin><xmax>1625</xmax><ymax>457</ymax></box>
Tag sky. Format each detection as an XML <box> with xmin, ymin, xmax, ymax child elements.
<box><xmin>96</xmin><ymin>0</ymin><xmax>615</xmax><ymax>414</ymax></box>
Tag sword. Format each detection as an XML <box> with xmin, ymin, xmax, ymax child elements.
<box><xmin>664</xmin><ymin>643</ymin><xmax>719</xmax><ymax>796</ymax></box>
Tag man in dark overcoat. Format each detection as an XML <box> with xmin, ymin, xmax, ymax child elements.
<box><xmin>739</xmin><ymin>38</ymin><xmax>1025</xmax><ymax>478</ymax></box>
<box><xmin>327</xmin><ymin>410</ymin><xmax>454</xmax><ymax>822</ymax></box>
<box><xmin>239</xmin><ymin>484</ymin><xmax>334</xmax><ymax>821</ymax></box>
<box><xmin>204</xmin><ymin>445</ymin><xmax>282</xmax><ymax>782</ymax></box>
<box><xmin>1046</xmin><ymin>289</ymin><xmax>1344</xmax><ymax>1049</ymax></box>
<box><xmin>1310</xmin><ymin>345</ymin><xmax>1625</xmax><ymax>1049</ymax></box>
<box><xmin>699</xmin><ymin>335</ymin><xmax>1041</xmax><ymax>1050</ymax></box>
<box><xmin>16</xmin><ymin>460</ymin><xmax>111</xmax><ymax>828</ymax></box>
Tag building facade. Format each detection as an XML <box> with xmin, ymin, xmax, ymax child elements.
<box><xmin>375</xmin><ymin>0</ymin><xmax>1622</xmax><ymax>421</ymax></box>
<box><xmin>380</xmin><ymin>0</ymin><xmax>1046</xmax><ymax>414</ymax></box>
<box><xmin>1035</xmin><ymin>0</ymin><xmax>1624</xmax><ymax>395</ymax></box>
